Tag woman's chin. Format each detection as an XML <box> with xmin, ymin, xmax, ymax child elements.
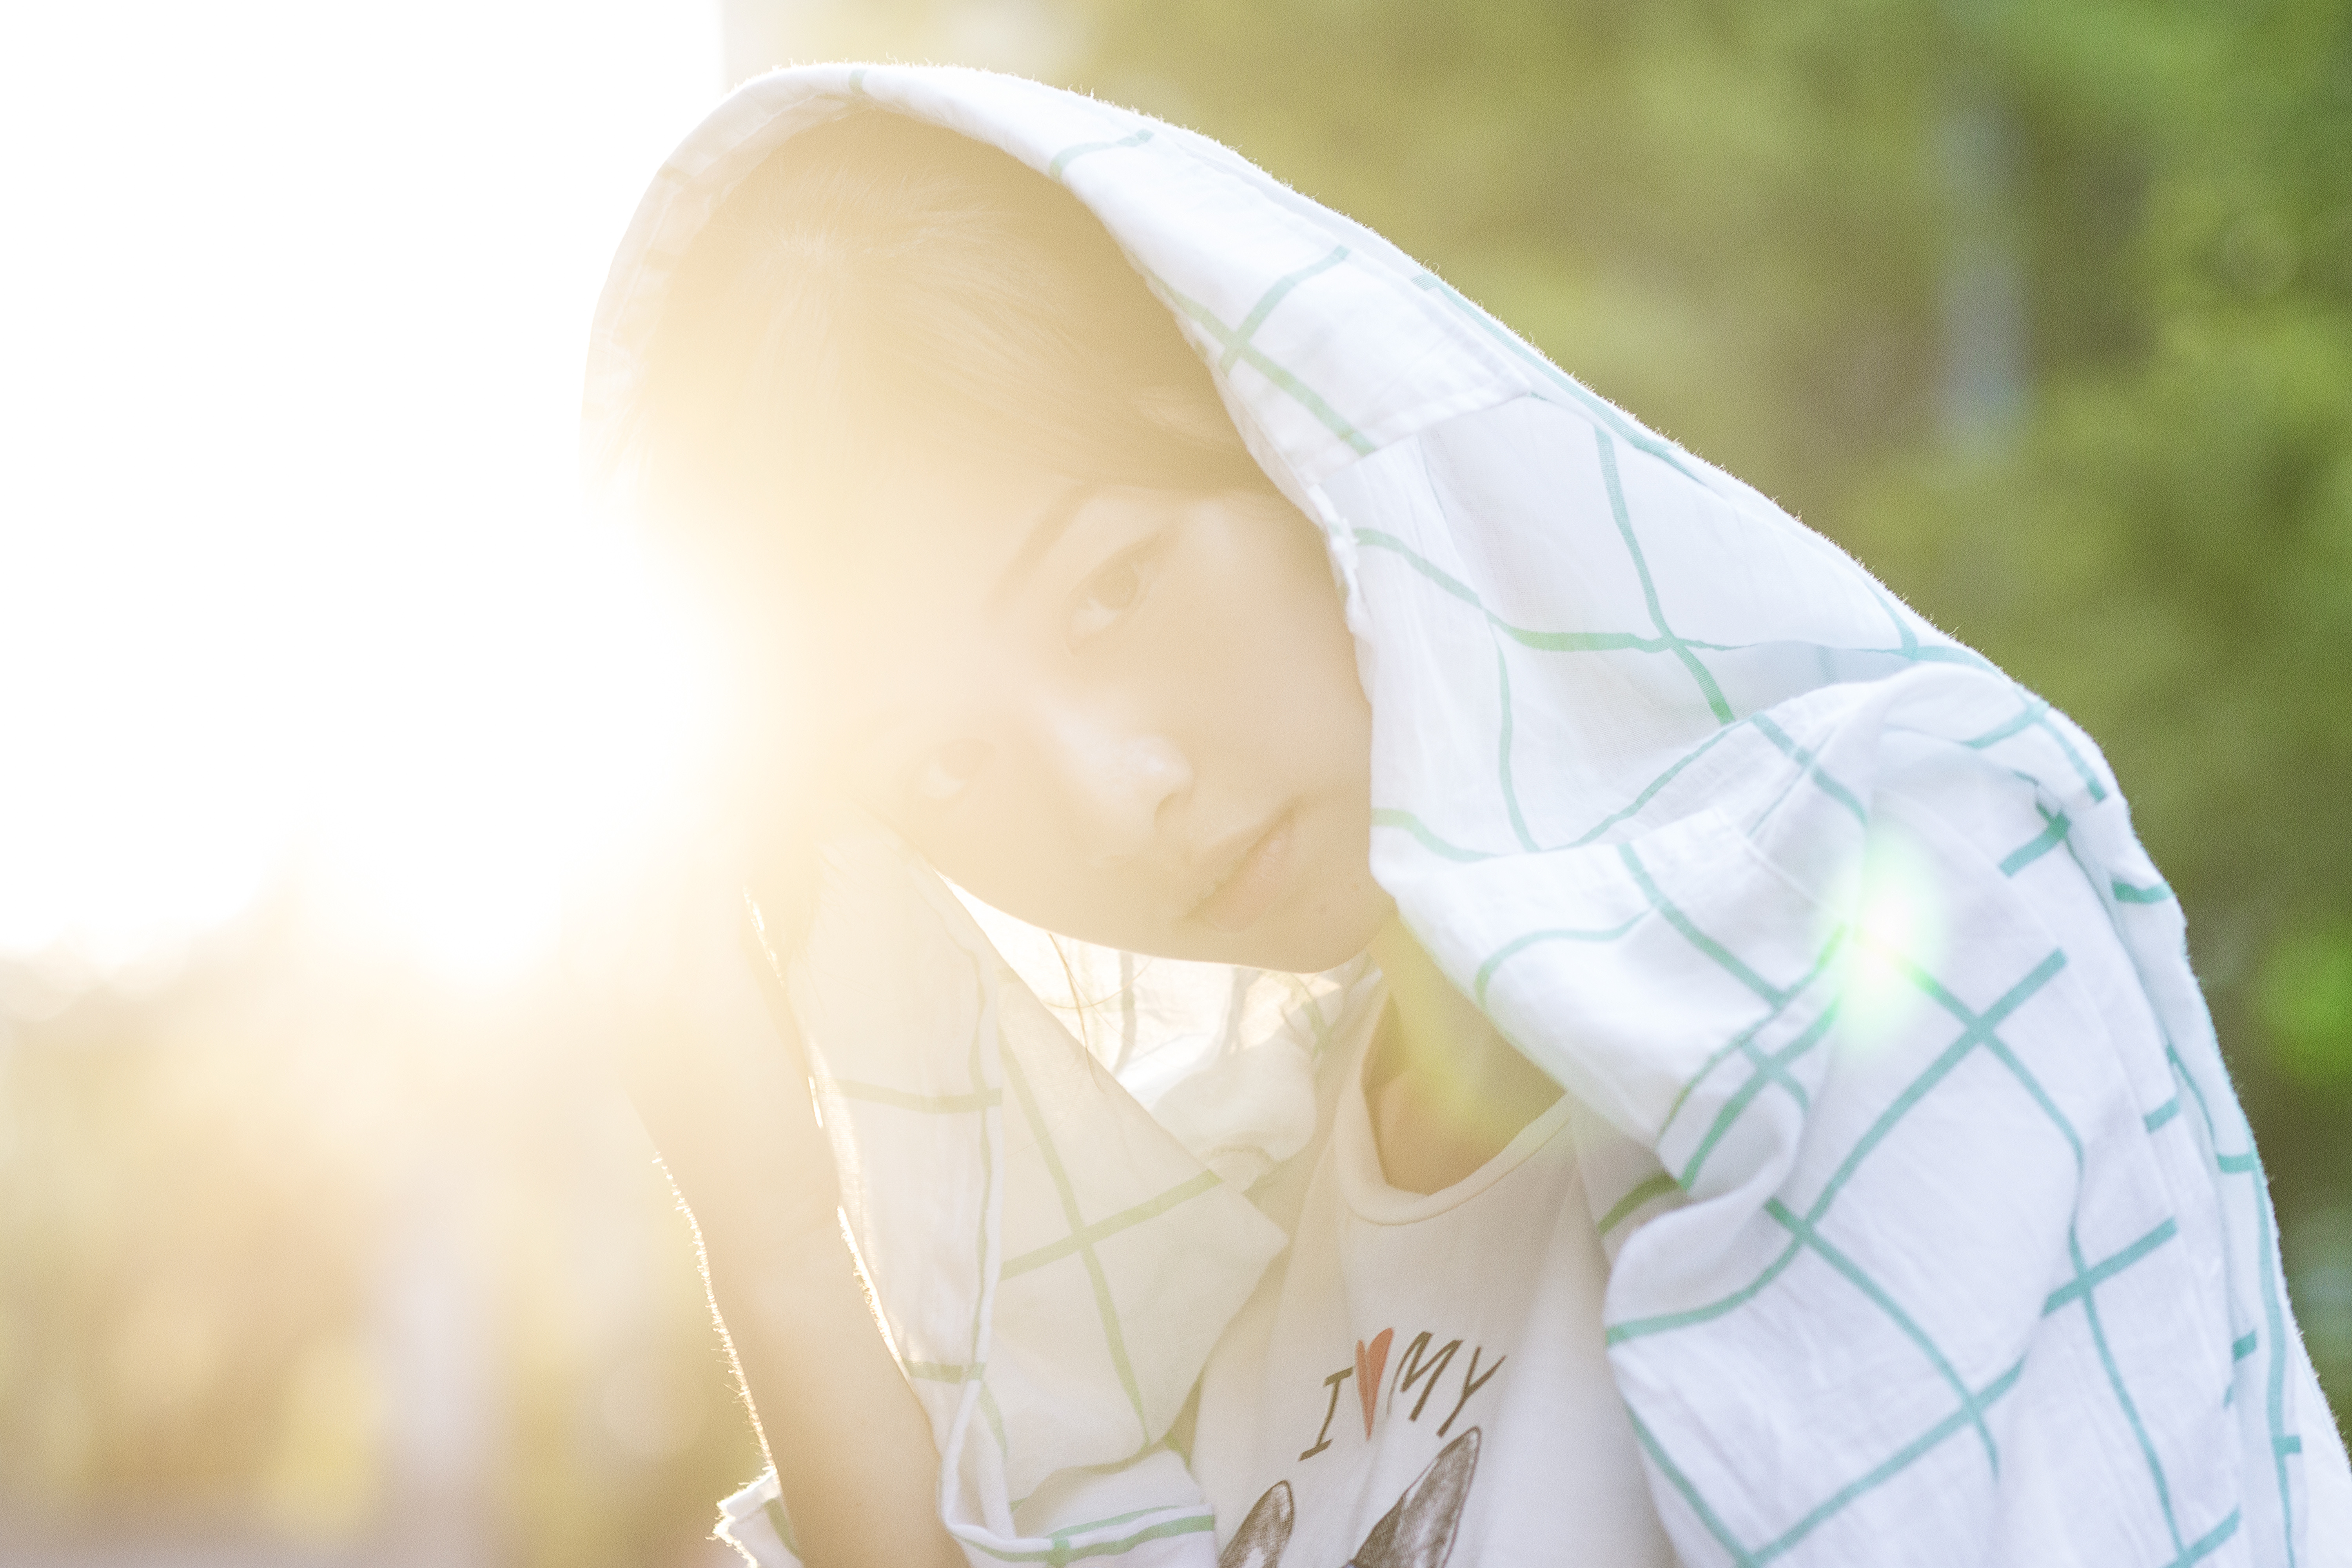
<box><xmin>1222</xmin><ymin>891</ymin><xmax>1395</xmax><ymax>975</ymax></box>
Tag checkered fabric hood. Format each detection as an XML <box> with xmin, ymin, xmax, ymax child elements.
<box><xmin>585</xmin><ymin>65</ymin><xmax>2346</xmax><ymax>1568</ymax></box>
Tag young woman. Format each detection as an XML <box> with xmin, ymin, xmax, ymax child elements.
<box><xmin>584</xmin><ymin>66</ymin><xmax>2350</xmax><ymax>1568</ymax></box>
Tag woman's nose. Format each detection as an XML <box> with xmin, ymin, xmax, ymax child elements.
<box><xmin>1042</xmin><ymin>710</ymin><xmax>1193</xmax><ymax>869</ymax></box>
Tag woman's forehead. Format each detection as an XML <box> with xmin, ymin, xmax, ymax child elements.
<box><xmin>840</xmin><ymin>453</ymin><xmax>1080</xmax><ymax>591</ymax></box>
<box><xmin>782</xmin><ymin>457</ymin><xmax>1085</xmax><ymax>708</ymax></box>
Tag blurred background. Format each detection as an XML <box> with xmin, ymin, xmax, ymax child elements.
<box><xmin>2</xmin><ymin>1</ymin><xmax>2346</xmax><ymax>1563</ymax></box>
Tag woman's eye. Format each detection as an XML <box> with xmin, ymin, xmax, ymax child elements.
<box><xmin>1068</xmin><ymin>549</ymin><xmax>1157</xmax><ymax>646</ymax></box>
<box><xmin>915</xmin><ymin>738</ymin><xmax>991</xmax><ymax>802</ymax></box>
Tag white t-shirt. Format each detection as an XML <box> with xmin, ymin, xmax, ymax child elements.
<box><xmin>1192</xmin><ymin>1013</ymin><xmax>1676</xmax><ymax>1568</ymax></box>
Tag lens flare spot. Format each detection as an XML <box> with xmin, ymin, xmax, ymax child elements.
<box><xmin>1840</xmin><ymin>831</ymin><xmax>1944</xmax><ymax>1057</ymax></box>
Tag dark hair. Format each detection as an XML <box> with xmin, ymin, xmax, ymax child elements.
<box><xmin>625</xmin><ymin>111</ymin><xmax>1267</xmax><ymax>607</ymax></box>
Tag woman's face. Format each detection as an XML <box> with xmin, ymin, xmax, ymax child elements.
<box><xmin>801</xmin><ymin>451</ymin><xmax>1391</xmax><ymax>974</ymax></box>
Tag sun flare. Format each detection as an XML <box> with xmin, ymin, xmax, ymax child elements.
<box><xmin>0</xmin><ymin>0</ymin><xmax>721</xmax><ymax>994</ymax></box>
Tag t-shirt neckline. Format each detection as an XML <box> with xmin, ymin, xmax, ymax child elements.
<box><xmin>1333</xmin><ymin>1019</ymin><xmax>1577</xmax><ymax>1226</ymax></box>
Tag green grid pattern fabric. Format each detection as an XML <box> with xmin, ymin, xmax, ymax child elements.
<box><xmin>587</xmin><ymin>65</ymin><xmax>2350</xmax><ymax>1568</ymax></box>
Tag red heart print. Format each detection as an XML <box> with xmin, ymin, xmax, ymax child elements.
<box><xmin>1355</xmin><ymin>1328</ymin><xmax>1393</xmax><ymax>1436</ymax></box>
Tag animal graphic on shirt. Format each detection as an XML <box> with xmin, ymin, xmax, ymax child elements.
<box><xmin>1218</xmin><ymin>1428</ymin><xmax>1481</xmax><ymax>1568</ymax></box>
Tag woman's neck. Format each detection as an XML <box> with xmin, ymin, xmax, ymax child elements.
<box><xmin>1363</xmin><ymin>920</ymin><xmax>1564</xmax><ymax>1194</ymax></box>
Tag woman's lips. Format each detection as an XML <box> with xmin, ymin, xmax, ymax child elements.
<box><xmin>1189</xmin><ymin>813</ymin><xmax>1296</xmax><ymax>935</ymax></box>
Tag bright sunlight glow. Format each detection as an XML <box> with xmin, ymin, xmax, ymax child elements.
<box><xmin>1840</xmin><ymin>827</ymin><xmax>1946</xmax><ymax>1056</ymax></box>
<box><xmin>0</xmin><ymin>1</ymin><xmax>722</xmax><ymax>991</ymax></box>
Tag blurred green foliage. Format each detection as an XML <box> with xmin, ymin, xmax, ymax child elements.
<box><xmin>1073</xmin><ymin>0</ymin><xmax>2352</xmax><ymax>1416</ymax></box>
<box><xmin>2264</xmin><ymin>923</ymin><xmax>2352</xmax><ymax>1085</ymax></box>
